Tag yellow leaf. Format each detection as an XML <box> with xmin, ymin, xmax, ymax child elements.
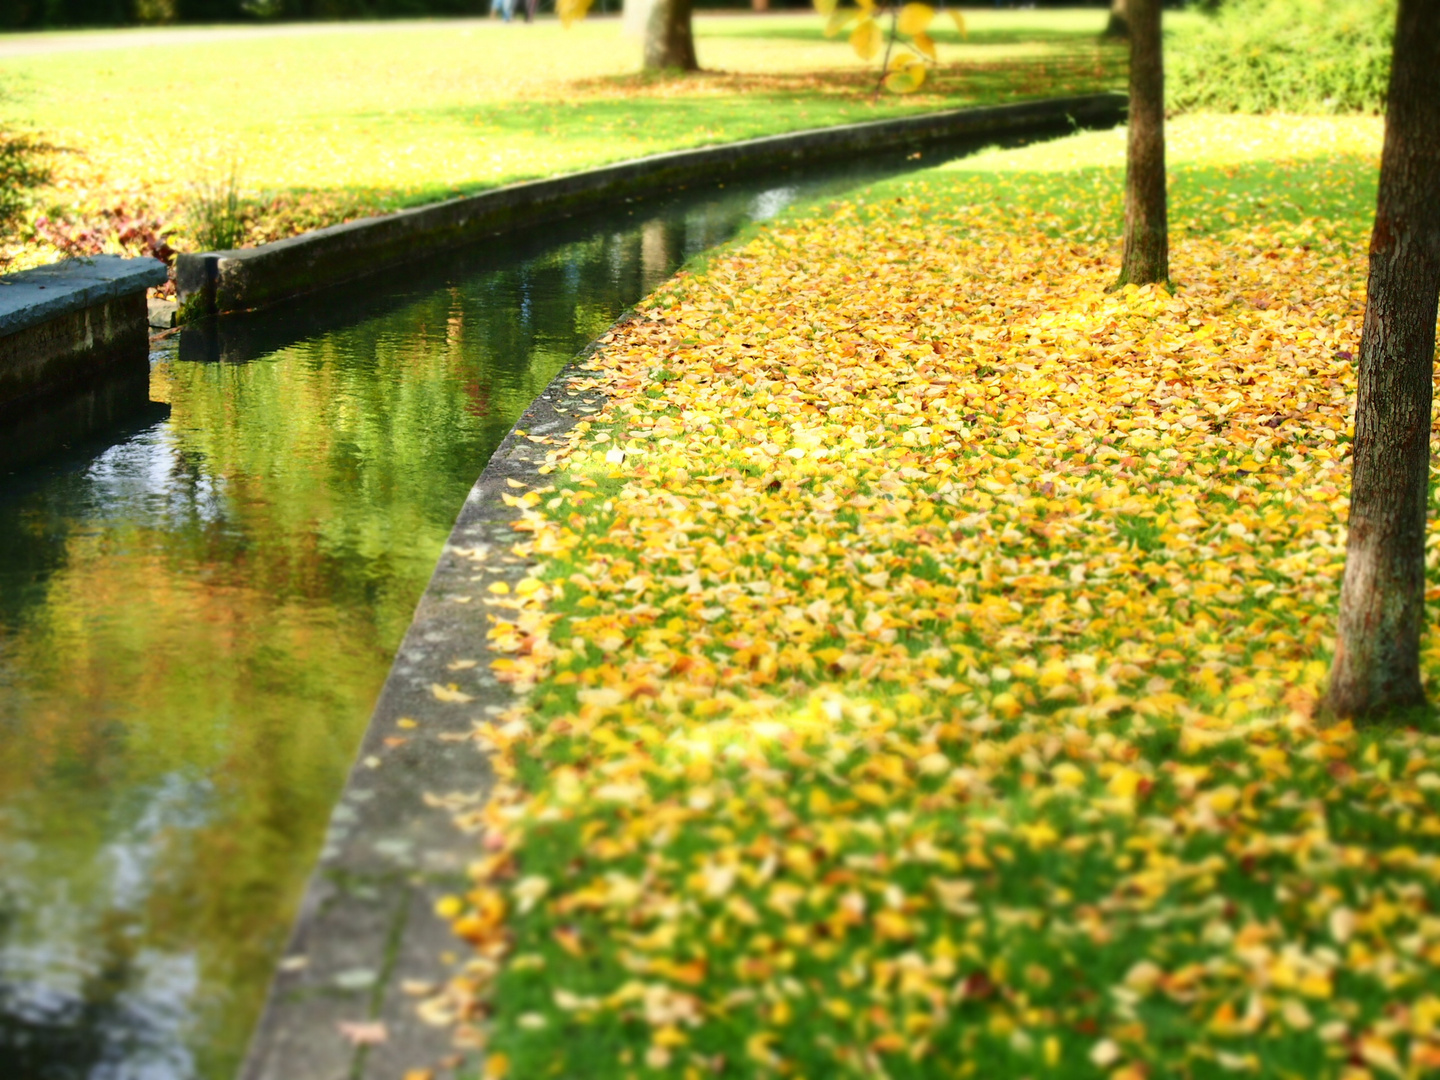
<box><xmin>484</xmin><ymin>1053</ymin><xmax>510</xmax><ymax>1079</ymax></box>
<box><xmin>1051</xmin><ymin>762</ymin><xmax>1086</xmax><ymax>788</ymax></box>
<box><xmin>897</xmin><ymin>2</ymin><xmax>933</xmax><ymax>35</ymax></box>
<box><xmin>824</xmin><ymin>6</ymin><xmax>860</xmax><ymax>37</ymax></box>
<box><xmin>950</xmin><ymin>9</ymin><xmax>966</xmax><ymax>38</ymax></box>
<box><xmin>853</xmin><ymin>781</ymin><xmax>887</xmax><ymax>805</ymax></box>
<box><xmin>813</xmin><ymin>0</ymin><xmax>838</xmax><ymax>14</ymax></box>
<box><xmin>850</xmin><ymin>17</ymin><xmax>882</xmax><ymax>60</ymax></box>
<box><xmin>990</xmin><ymin>688</ymin><xmax>1020</xmax><ymax>717</ymax></box>
<box><xmin>824</xmin><ymin>998</ymin><xmax>853</xmax><ymax>1020</ymax></box>
<box><xmin>875</xmin><ymin>908</ymin><xmax>913</xmax><ymax>940</ymax></box>
<box><xmin>1044</xmin><ymin>1036</ymin><xmax>1061</xmax><ymax>1067</ymax></box>
<box><xmin>431</xmin><ymin>683</ymin><xmax>475</xmax><ymax>703</ymax></box>
<box><xmin>911</xmin><ymin>30</ymin><xmax>936</xmax><ymax>60</ymax></box>
<box><xmin>745</xmin><ymin>1032</ymin><xmax>778</xmax><ymax>1065</ymax></box>
<box><xmin>1107</xmin><ymin>767</ymin><xmax>1142</xmax><ymax>799</ymax></box>
<box><xmin>557</xmin><ymin>0</ymin><xmax>591</xmax><ymax>26</ymax></box>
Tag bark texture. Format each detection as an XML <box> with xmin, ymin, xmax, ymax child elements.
<box><xmin>1103</xmin><ymin>0</ymin><xmax>1129</xmax><ymax>39</ymax></box>
<box><xmin>1114</xmin><ymin>0</ymin><xmax>1167</xmax><ymax>288</ymax></box>
<box><xmin>1328</xmin><ymin>0</ymin><xmax>1440</xmax><ymax>720</ymax></box>
<box><xmin>644</xmin><ymin>0</ymin><xmax>697</xmax><ymax>71</ymax></box>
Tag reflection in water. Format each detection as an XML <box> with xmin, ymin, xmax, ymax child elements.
<box><xmin>0</xmin><ymin>143</ymin><xmax>1003</xmax><ymax>1078</ymax></box>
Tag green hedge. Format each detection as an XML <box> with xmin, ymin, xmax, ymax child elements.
<box><xmin>1168</xmin><ymin>0</ymin><xmax>1395</xmax><ymax>114</ymax></box>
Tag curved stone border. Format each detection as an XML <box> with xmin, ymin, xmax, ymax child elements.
<box><xmin>177</xmin><ymin>92</ymin><xmax>1125</xmax><ymax>318</ymax></box>
<box><xmin>239</xmin><ymin>337</ymin><xmax>610</xmax><ymax>1080</ymax></box>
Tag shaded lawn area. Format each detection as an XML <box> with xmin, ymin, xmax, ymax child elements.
<box><xmin>409</xmin><ymin>114</ymin><xmax>1440</xmax><ymax>1080</ymax></box>
<box><xmin>0</xmin><ymin>10</ymin><xmax>1129</xmax><ymax>268</ymax></box>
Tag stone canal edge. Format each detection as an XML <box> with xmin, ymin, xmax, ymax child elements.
<box><xmin>239</xmin><ymin>335</ymin><xmax>615</xmax><ymax>1080</ymax></box>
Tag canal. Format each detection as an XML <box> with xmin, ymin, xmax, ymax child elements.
<box><xmin>0</xmin><ymin>142</ymin><xmax>1002</xmax><ymax>1079</ymax></box>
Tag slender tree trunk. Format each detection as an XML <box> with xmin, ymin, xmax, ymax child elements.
<box><xmin>1327</xmin><ymin>0</ymin><xmax>1440</xmax><ymax>721</ymax></box>
<box><xmin>1103</xmin><ymin>0</ymin><xmax>1129</xmax><ymax>39</ymax></box>
<box><xmin>1114</xmin><ymin>0</ymin><xmax>1167</xmax><ymax>288</ymax></box>
<box><xmin>644</xmin><ymin>0</ymin><xmax>697</xmax><ymax>71</ymax></box>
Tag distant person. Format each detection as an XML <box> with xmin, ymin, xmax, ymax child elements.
<box><xmin>523</xmin><ymin>0</ymin><xmax>539</xmax><ymax>20</ymax></box>
<box><xmin>491</xmin><ymin>0</ymin><xmax>515</xmax><ymax>22</ymax></box>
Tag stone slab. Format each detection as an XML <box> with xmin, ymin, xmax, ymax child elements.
<box><xmin>178</xmin><ymin>92</ymin><xmax>1126</xmax><ymax>316</ymax></box>
<box><xmin>0</xmin><ymin>255</ymin><xmax>167</xmax><ymax>337</ymax></box>
<box><xmin>147</xmin><ymin>299</ymin><xmax>179</xmax><ymax>329</ymax></box>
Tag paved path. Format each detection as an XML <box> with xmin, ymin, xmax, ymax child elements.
<box><xmin>0</xmin><ymin>16</ymin><xmax>596</xmax><ymax>58</ymax></box>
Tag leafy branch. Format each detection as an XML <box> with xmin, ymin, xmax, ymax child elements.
<box><xmin>815</xmin><ymin>0</ymin><xmax>966</xmax><ymax>96</ymax></box>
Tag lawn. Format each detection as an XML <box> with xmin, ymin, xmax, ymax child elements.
<box><xmin>407</xmin><ymin>111</ymin><xmax>1440</xmax><ymax>1080</ymax></box>
<box><xmin>0</xmin><ymin>9</ymin><xmax>1147</xmax><ymax>267</ymax></box>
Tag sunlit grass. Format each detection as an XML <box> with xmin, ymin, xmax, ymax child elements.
<box><xmin>0</xmin><ymin>10</ymin><xmax>1131</xmax><ymax>264</ymax></box>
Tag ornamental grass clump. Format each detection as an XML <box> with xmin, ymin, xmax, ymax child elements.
<box><xmin>183</xmin><ymin>162</ymin><xmax>247</xmax><ymax>253</ymax></box>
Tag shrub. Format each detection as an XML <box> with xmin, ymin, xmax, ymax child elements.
<box><xmin>0</xmin><ymin>128</ymin><xmax>53</xmax><ymax>254</ymax></box>
<box><xmin>1168</xmin><ymin>0</ymin><xmax>1395</xmax><ymax>114</ymax></box>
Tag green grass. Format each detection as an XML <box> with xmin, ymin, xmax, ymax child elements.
<box><xmin>922</xmin><ymin>114</ymin><xmax>1383</xmax><ymax>247</ymax></box>
<box><xmin>469</xmin><ymin>113</ymin><xmax>1395</xmax><ymax>1080</ymax></box>
<box><xmin>0</xmin><ymin>10</ymin><xmax>1131</xmax><ymax>260</ymax></box>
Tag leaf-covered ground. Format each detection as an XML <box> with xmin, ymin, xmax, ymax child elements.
<box><xmin>429</xmin><ymin>115</ymin><xmax>1440</xmax><ymax>1080</ymax></box>
<box><xmin>0</xmin><ymin>11</ymin><xmax>1132</xmax><ymax>271</ymax></box>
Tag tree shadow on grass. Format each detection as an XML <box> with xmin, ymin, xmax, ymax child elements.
<box><xmin>910</xmin><ymin>154</ymin><xmax>1378</xmax><ymax>249</ymax></box>
<box><xmin>555</xmin><ymin>49</ymin><xmax>1126</xmax><ymax>107</ymax></box>
<box><xmin>701</xmin><ymin>23</ymin><xmax>1109</xmax><ymax>48</ymax></box>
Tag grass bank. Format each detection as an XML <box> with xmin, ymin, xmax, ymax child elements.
<box><xmin>0</xmin><ymin>10</ymin><xmax>1138</xmax><ymax>268</ymax></box>
<box><xmin>413</xmin><ymin>112</ymin><xmax>1440</xmax><ymax>1080</ymax></box>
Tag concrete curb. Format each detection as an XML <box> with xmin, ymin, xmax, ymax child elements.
<box><xmin>0</xmin><ymin>256</ymin><xmax>168</xmax><ymax>468</ymax></box>
<box><xmin>238</xmin><ymin>335</ymin><xmax>615</xmax><ymax>1080</ymax></box>
<box><xmin>176</xmin><ymin>92</ymin><xmax>1125</xmax><ymax>317</ymax></box>
<box><xmin>0</xmin><ymin>254</ymin><xmax>167</xmax><ymax>337</ymax></box>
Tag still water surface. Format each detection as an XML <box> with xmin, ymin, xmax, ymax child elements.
<box><xmin>0</xmin><ymin>149</ymin><xmax>980</xmax><ymax>1079</ymax></box>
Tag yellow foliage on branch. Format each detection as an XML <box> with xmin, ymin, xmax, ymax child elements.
<box><xmin>816</xmin><ymin>0</ymin><xmax>964</xmax><ymax>94</ymax></box>
<box><xmin>557</xmin><ymin>0</ymin><xmax>592</xmax><ymax>27</ymax></box>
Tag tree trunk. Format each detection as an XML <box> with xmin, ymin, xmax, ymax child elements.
<box><xmin>644</xmin><ymin>0</ymin><xmax>697</xmax><ymax>71</ymax></box>
<box><xmin>1114</xmin><ymin>0</ymin><xmax>1167</xmax><ymax>288</ymax></box>
<box><xmin>1102</xmin><ymin>0</ymin><xmax>1128</xmax><ymax>39</ymax></box>
<box><xmin>1327</xmin><ymin>0</ymin><xmax>1440</xmax><ymax>721</ymax></box>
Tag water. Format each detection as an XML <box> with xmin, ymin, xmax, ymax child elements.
<box><xmin>0</xmin><ymin>139</ymin><xmax>1028</xmax><ymax>1079</ymax></box>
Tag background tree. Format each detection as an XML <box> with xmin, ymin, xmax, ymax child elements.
<box><xmin>643</xmin><ymin>0</ymin><xmax>697</xmax><ymax>71</ymax></box>
<box><xmin>1327</xmin><ymin>0</ymin><xmax>1440</xmax><ymax>720</ymax></box>
<box><xmin>1102</xmin><ymin>0</ymin><xmax>1128</xmax><ymax>39</ymax></box>
<box><xmin>569</xmin><ymin>0</ymin><xmax>696</xmax><ymax>73</ymax></box>
<box><xmin>1114</xmin><ymin>0</ymin><xmax>1167</xmax><ymax>288</ymax></box>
